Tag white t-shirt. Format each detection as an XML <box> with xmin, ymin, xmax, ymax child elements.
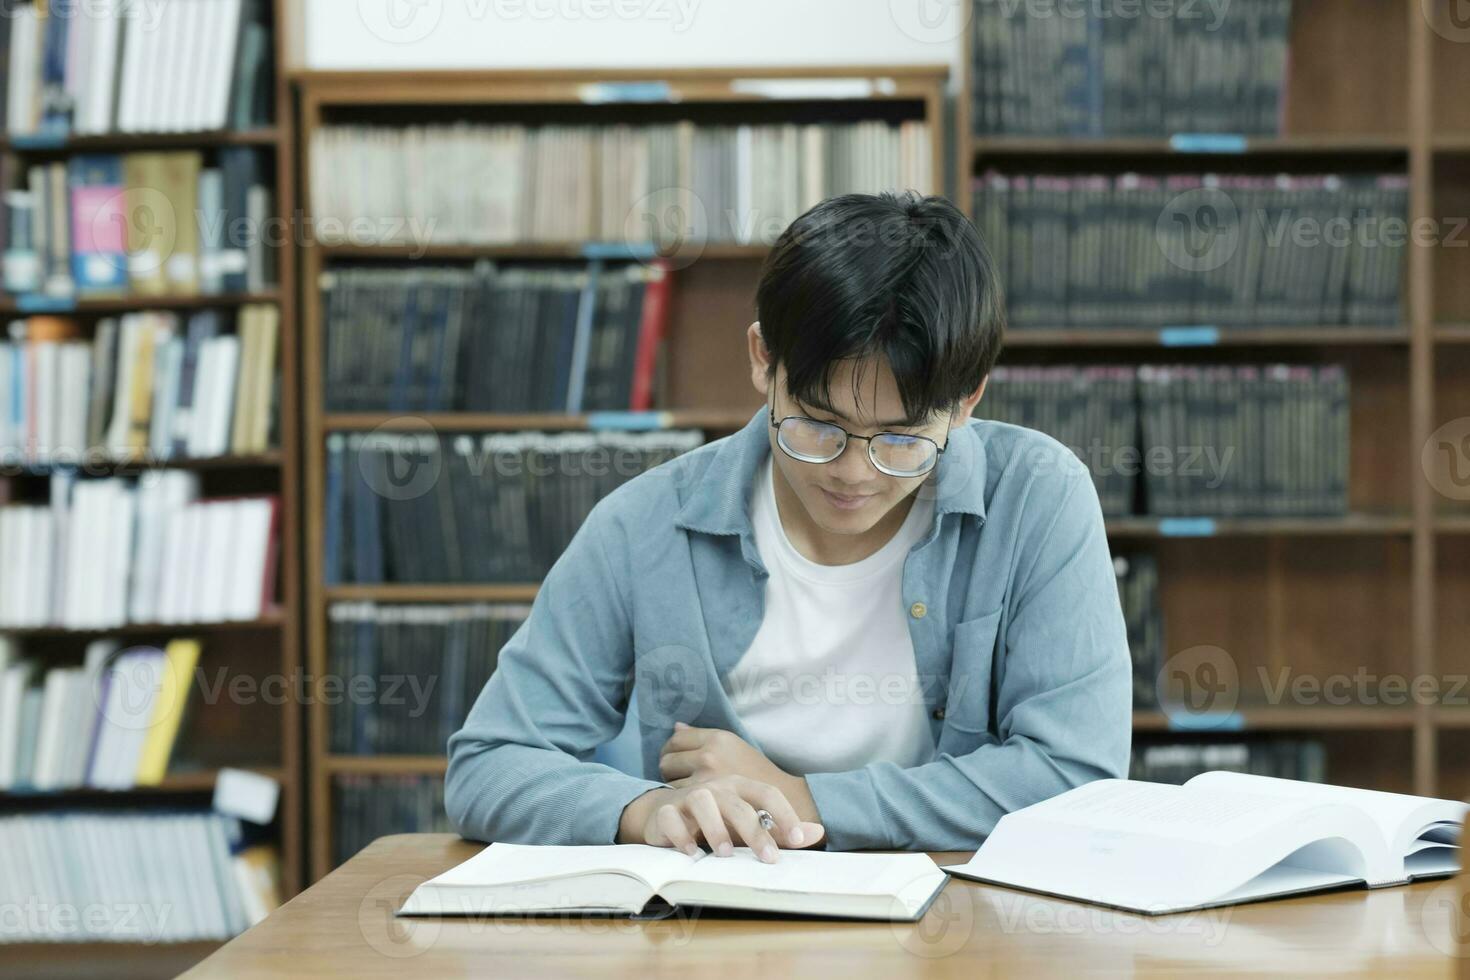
<box><xmin>722</xmin><ymin>456</ymin><xmax>937</xmax><ymax>775</ymax></box>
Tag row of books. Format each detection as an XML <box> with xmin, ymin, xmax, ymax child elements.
<box><xmin>979</xmin><ymin>364</ymin><xmax>1350</xmax><ymax>517</ymax></box>
<box><xmin>0</xmin><ymin>812</ymin><xmax>279</xmax><ymax>943</ymax></box>
<box><xmin>327</xmin><ymin>603</ymin><xmax>529</xmax><ymax>756</ymax></box>
<box><xmin>3</xmin><ymin>150</ymin><xmax>275</xmax><ymax>298</ymax></box>
<box><xmin>0</xmin><ymin>306</ymin><xmax>277</xmax><ymax>465</ymax></box>
<box><xmin>970</xmin><ymin>0</ymin><xmax>1293</xmax><ymax>136</ymax></box>
<box><xmin>309</xmin><ymin>120</ymin><xmax>933</xmax><ymax>247</ymax></box>
<box><xmin>3</xmin><ymin>0</ymin><xmax>272</xmax><ymax>137</ymax></box>
<box><xmin>325</xmin><ymin>430</ymin><xmax>703</xmax><ymax>584</ymax></box>
<box><xmin>1115</xmin><ymin>553</ymin><xmax>1165</xmax><ymax>709</ymax></box>
<box><xmin>0</xmin><ymin>473</ymin><xmax>279</xmax><ymax>628</ymax></box>
<box><xmin>321</xmin><ymin>263</ymin><xmax>669</xmax><ymax>414</ymax></box>
<box><xmin>0</xmin><ymin>638</ymin><xmax>201</xmax><ymax>791</ymax></box>
<box><xmin>1130</xmin><ymin>739</ymin><xmax>1327</xmax><ymax>785</ymax></box>
<box><xmin>333</xmin><ymin>774</ymin><xmax>450</xmax><ymax>868</ymax></box>
<box><xmin>973</xmin><ymin>172</ymin><xmax>1408</xmax><ymax>327</ymax></box>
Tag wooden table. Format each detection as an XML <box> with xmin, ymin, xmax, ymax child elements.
<box><xmin>182</xmin><ymin>834</ymin><xmax>1462</xmax><ymax>978</ymax></box>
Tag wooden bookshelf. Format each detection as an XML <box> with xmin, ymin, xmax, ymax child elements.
<box><xmin>0</xmin><ymin>1</ymin><xmax>304</xmax><ymax>967</ymax></box>
<box><xmin>956</xmin><ymin>0</ymin><xmax>1467</xmax><ymax>799</ymax></box>
<box><xmin>295</xmin><ymin>64</ymin><xmax>949</xmax><ymax>880</ymax></box>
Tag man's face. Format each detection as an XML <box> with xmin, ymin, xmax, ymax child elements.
<box><xmin>766</xmin><ymin>357</ymin><xmax>952</xmax><ymax>538</ymax></box>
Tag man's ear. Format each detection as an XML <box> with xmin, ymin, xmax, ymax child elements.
<box><xmin>951</xmin><ymin>376</ymin><xmax>988</xmax><ymax>427</ymax></box>
<box><xmin>747</xmin><ymin>321</ymin><xmax>772</xmax><ymax>397</ymax></box>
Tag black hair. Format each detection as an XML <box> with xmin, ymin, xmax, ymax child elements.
<box><xmin>755</xmin><ymin>191</ymin><xmax>1006</xmax><ymax>426</ymax></box>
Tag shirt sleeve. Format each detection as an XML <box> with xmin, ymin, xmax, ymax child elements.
<box><xmin>803</xmin><ymin>469</ymin><xmax>1133</xmax><ymax>850</ymax></box>
<box><xmin>444</xmin><ymin>501</ymin><xmax>667</xmax><ymax>845</ymax></box>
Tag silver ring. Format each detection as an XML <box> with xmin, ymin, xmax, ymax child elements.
<box><xmin>755</xmin><ymin>808</ymin><xmax>775</xmax><ymax>831</ymax></box>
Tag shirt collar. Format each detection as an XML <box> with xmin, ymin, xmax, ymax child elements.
<box><xmin>673</xmin><ymin>407</ymin><xmax>988</xmax><ymax>538</ymax></box>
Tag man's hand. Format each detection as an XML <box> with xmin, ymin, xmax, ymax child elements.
<box><xmin>658</xmin><ymin>723</ymin><xmax>822</xmax><ymax>827</ymax></box>
<box><xmin>615</xmin><ymin>777</ymin><xmax>825</xmax><ymax>862</ymax></box>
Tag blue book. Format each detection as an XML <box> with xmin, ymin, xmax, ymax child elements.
<box><xmin>323</xmin><ymin>434</ymin><xmax>343</xmax><ymax>585</ymax></box>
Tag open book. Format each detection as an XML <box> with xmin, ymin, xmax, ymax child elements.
<box><xmin>397</xmin><ymin>843</ymin><xmax>946</xmax><ymax>921</ymax></box>
<box><xmin>944</xmin><ymin>772</ymin><xmax>1465</xmax><ymax>915</ymax></box>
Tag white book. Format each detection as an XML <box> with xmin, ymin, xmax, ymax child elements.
<box><xmin>398</xmin><ymin>843</ymin><xmax>947</xmax><ymax>922</ymax></box>
<box><xmin>224</xmin><ymin>497</ymin><xmax>271</xmax><ymax>620</ymax></box>
<box><xmin>114</xmin><ymin>0</ymin><xmax>148</xmax><ymax>132</ymax></box>
<box><xmin>208</xmin><ymin>0</ymin><xmax>244</xmax><ymax>130</ymax></box>
<box><xmin>197</xmin><ymin>499</ymin><xmax>235</xmax><ymax>621</ymax></box>
<box><xmin>105</xmin><ymin>316</ymin><xmax>139</xmax><ymax>455</ymax></box>
<box><xmin>80</xmin><ymin>0</ymin><xmax>123</xmax><ymax>134</ymax></box>
<box><xmin>6</xmin><ymin>6</ymin><xmax>39</xmax><ymax>135</ymax></box>
<box><xmin>944</xmin><ymin>774</ymin><xmax>1468</xmax><ymax>916</ymax></box>
<box><xmin>205</xmin><ymin>335</ymin><xmax>240</xmax><ymax>456</ymax></box>
<box><xmin>31</xmin><ymin>667</ymin><xmax>75</xmax><ymax>789</ymax></box>
<box><xmin>33</xmin><ymin>341</ymin><xmax>57</xmax><ymax>461</ymax></box>
<box><xmin>177</xmin><ymin>503</ymin><xmax>208</xmax><ymax>622</ymax></box>
<box><xmin>0</xmin><ymin>660</ymin><xmax>35</xmax><ymax>788</ymax></box>
<box><xmin>169</xmin><ymin>0</ymin><xmax>202</xmax><ymax>131</ymax></box>
<box><xmin>23</xmin><ymin>508</ymin><xmax>52</xmax><ymax>627</ymax></box>
<box><xmin>104</xmin><ymin>482</ymin><xmax>136</xmax><ymax>625</ymax></box>
<box><xmin>89</xmin><ymin>647</ymin><xmax>165</xmax><ymax>789</ymax></box>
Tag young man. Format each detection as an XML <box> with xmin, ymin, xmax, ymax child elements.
<box><xmin>446</xmin><ymin>192</ymin><xmax>1130</xmax><ymax>862</ymax></box>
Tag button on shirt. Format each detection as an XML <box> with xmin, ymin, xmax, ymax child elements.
<box><xmin>723</xmin><ymin>456</ymin><xmax>937</xmax><ymax>775</ymax></box>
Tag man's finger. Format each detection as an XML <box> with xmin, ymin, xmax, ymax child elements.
<box><xmin>658</xmin><ymin>750</ymin><xmax>703</xmax><ymax>781</ymax></box>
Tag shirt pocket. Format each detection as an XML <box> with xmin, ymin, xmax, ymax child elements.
<box><xmin>942</xmin><ymin>608</ymin><xmax>1003</xmax><ymax>736</ymax></box>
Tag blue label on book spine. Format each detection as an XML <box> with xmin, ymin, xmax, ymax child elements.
<box><xmin>10</xmin><ymin>127</ymin><xmax>69</xmax><ymax>150</ymax></box>
<box><xmin>1159</xmin><ymin>326</ymin><xmax>1220</xmax><ymax>346</ymax></box>
<box><xmin>1169</xmin><ymin>133</ymin><xmax>1248</xmax><ymax>153</ymax></box>
<box><xmin>587</xmin><ymin>411</ymin><xmax>672</xmax><ymax>431</ymax></box>
<box><xmin>579</xmin><ymin>82</ymin><xmax>673</xmax><ymax>104</ymax></box>
<box><xmin>1158</xmin><ymin>518</ymin><xmax>1217</xmax><ymax>537</ymax></box>
<box><xmin>1166</xmin><ymin>711</ymin><xmax>1245</xmax><ymax>732</ymax></box>
<box><xmin>581</xmin><ymin>242</ymin><xmax>658</xmax><ymax>261</ymax></box>
<box><xmin>16</xmin><ymin>293</ymin><xmax>77</xmax><ymax>313</ymax></box>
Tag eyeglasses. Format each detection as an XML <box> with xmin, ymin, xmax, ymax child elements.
<box><xmin>768</xmin><ymin>403</ymin><xmax>950</xmax><ymax>478</ymax></box>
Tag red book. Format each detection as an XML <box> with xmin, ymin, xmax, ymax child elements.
<box><xmin>629</xmin><ymin>260</ymin><xmax>671</xmax><ymax>411</ymax></box>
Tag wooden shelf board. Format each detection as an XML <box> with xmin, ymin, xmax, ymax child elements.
<box><xmin>1005</xmin><ymin>327</ymin><xmax>1410</xmax><ymax>347</ymax></box>
<box><xmin>0</xmin><ymin>451</ymin><xmax>283</xmax><ymax>475</ymax></box>
<box><xmin>1436</xmin><ymin>323</ymin><xmax>1470</xmax><ymax>343</ymax></box>
<box><xmin>0</xmin><ymin>613</ymin><xmax>286</xmax><ymax>639</ymax></box>
<box><xmin>317</xmin><ymin>242</ymin><xmax>769</xmax><ymax>260</ymax></box>
<box><xmin>321</xmin><ymin>410</ymin><xmax>755</xmax><ymax>432</ymax></box>
<box><xmin>324</xmin><ymin>755</ymin><xmax>447</xmax><ymax>775</ymax></box>
<box><xmin>1</xmin><ymin>767</ymin><xmax>284</xmax><ymax>800</ymax></box>
<box><xmin>323</xmin><ymin>584</ymin><xmax>539</xmax><ymax>603</ymax></box>
<box><xmin>0</xmin><ymin>127</ymin><xmax>281</xmax><ymax>152</ymax></box>
<box><xmin>0</xmin><ymin>291</ymin><xmax>280</xmax><ymax>314</ymax></box>
<box><xmin>1105</xmin><ymin>514</ymin><xmax>1414</xmax><ymax>538</ymax></box>
<box><xmin>1437</xmin><ymin>514</ymin><xmax>1470</xmax><ymax>535</ymax></box>
<box><xmin>972</xmin><ymin>134</ymin><xmax>1408</xmax><ymax>156</ymax></box>
<box><xmin>1433</xmin><ymin>709</ymin><xmax>1470</xmax><ymax>728</ymax></box>
<box><xmin>1133</xmin><ymin>707</ymin><xmax>1418</xmax><ymax>731</ymax></box>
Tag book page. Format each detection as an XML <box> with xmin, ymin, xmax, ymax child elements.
<box><xmin>1187</xmin><ymin>772</ymin><xmax>1467</xmax><ymax>867</ymax></box>
<box><xmin>679</xmin><ymin>848</ymin><xmax>939</xmax><ymax>897</ymax></box>
<box><xmin>425</xmin><ymin>843</ymin><xmax>700</xmax><ymax>892</ymax></box>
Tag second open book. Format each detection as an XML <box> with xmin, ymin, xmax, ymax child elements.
<box><xmin>945</xmin><ymin>771</ymin><xmax>1466</xmax><ymax>915</ymax></box>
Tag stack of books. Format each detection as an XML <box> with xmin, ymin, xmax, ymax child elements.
<box><xmin>970</xmin><ymin>0</ymin><xmax>1293</xmax><ymax>136</ymax></box>
<box><xmin>4</xmin><ymin>151</ymin><xmax>275</xmax><ymax>299</ymax></box>
<box><xmin>321</xmin><ymin>263</ymin><xmax>669</xmax><ymax>413</ymax></box>
<box><xmin>327</xmin><ymin>603</ymin><xmax>529</xmax><ymax>756</ymax></box>
<box><xmin>0</xmin><ymin>306</ymin><xmax>278</xmax><ymax>466</ymax></box>
<box><xmin>0</xmin><ymin>638</ymin><xmax>207</xmax><ymax>791</ymax></box>
<box><xmin>1130</xmin><ymin>740</ymin><xmax>1328</xmax><ymax>784</ymax></box>
<box><xmin>0</xmin><ymin>473</ymin><xmax>278</xmax><ymax>628</ymax></box>
<box><xmin>2</xmin><ymin>0</ymin><xmax>272</xmax><ymax>137</ymax></box>
<box><xmin>333</xmin><ymin>774</ymin><xmax>449</xmax><ymax>867</ymax></box>
<box><xmin>973</xmin><ymin>172</ymin><xmax>1408</xmax><ymax>327</ymax></box>
<box><xmin>325</xmin><ymin>429</ymin><xmax>703</xmax><ymax>584</ymax></box>
<box><xmin>0</xmin><ymin>811</ymin><xmax>280</xmax><ymax>942</ymax></box>
<box><xmin>310</xmin><ymin>119</ymin><xmax>933</xmax><ymax>246</ymax></box>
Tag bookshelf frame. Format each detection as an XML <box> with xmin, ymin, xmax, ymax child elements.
<box><xmin>294</xmin><ymin>64</ymin><xmax>949</xmax><ymax>880</ymax></box>
<box><xmin>956</xmin><ymin>0</ymin><xmax>1463</xmax><ymax>798</ymax></box>
<box><xmin>0</xmin><ymin>0</ymin><xmax>304</xmax><ymax>952</ymax></box>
